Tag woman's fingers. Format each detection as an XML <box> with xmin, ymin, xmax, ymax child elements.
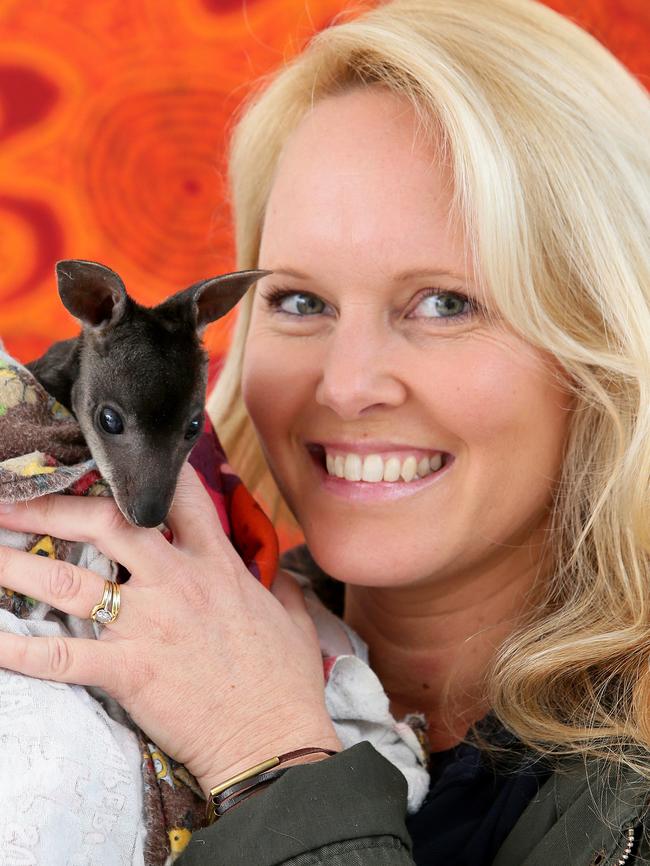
<box><xmin>271</xmin><ymin>569</ymin><xmax>318</xmax><ymax>637</ymax></box>
<box><xmin>0</xmin><ymin>494</ymin><xmax>165</xmax><ymax>575</ymax></box>
<box><xmin>164</xmin><ymin>461</ymin><xmax>231</xmax><ymax>555</ymax></box>
<box><xmin>0</xmin><ymin>630</ymin><xmax>122</xmax><ymax>692</ymax></box>
<box><xmin>0</xmin><ymin>545</ymin><xmax>131</xmax><ymax>629</ymax></box>
<box><xmin>0</xmin><ymin>463</ymin><xmax>235</xmax><ymax>583</ymax></box>
<box><xmin>271</xmin><ymin>569</ymin><xmax>305</xmax><ymax>607</ymax></box>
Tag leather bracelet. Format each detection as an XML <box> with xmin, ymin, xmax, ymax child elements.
<box><xmin>205</xmin><ymin>746</ymin><xmax>338</xmax><ymax>825</ymax></box>
<box><xmin>213</xmin><ymin>767</ymin><xmax>289</xmax><ymax>817</ymax></box>
<box><xmin>216</xmin><ymin>765</ymin><xmax>290</xmax><ymax>806</ymax></box>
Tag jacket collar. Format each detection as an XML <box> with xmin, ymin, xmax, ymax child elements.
<box><xmin>494</xmin><ymin>757</ymin><xmax>649</xmax><ymax>865</ymax></box>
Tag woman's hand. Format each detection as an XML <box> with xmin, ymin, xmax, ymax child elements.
<box><xmin>0</xmin><ymin>462</ymin><xmax>342</xmax><ymax>794</ymax></box>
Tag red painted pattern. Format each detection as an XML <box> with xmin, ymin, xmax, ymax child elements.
<box><xmin>0</xmin><ymin>0</ymin><xmax>645</xmax><ymax>364</ymax></box>
<box><xmin>0</xmin><ymin>0</ymin><xmax>646</xmax><ymax>549</ymax></box>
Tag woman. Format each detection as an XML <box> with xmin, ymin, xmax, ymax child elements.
<box><xmin>0</xmin><ymin>0</ymin><xmax>648</xmax><ymax>863</ymax></box>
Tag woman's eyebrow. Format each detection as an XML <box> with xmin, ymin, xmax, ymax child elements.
<box><xmin>394</xmin><ymin>268</ymin><xmax>471</xmax><ymax>283</ymax></box>
<box><xmin>262</xmin><ymin>267</ymin><xmax>471</xmax><ymax>283</ymax></box>
<box><xmin>263</xmin><ymin>268</ymin><xmax>310</xmax><ymax>280</ymax></box>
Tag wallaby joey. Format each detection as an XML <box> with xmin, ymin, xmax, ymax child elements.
<box><xmin>27</xmin><ymin>259</ymin><xmax>268</xmax><ymax>528</ymax></box>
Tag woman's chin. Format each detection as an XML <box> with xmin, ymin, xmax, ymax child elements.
<box><xmin>300</xmin><ymin>530</ymin><xmax>438</xmax><ymax>589</ymax></box>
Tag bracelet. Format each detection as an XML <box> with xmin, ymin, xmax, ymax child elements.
<box><xmin>210</xmin><ymin>766</ymin><xmax>289</xmax><ymax>819</ymax></box>
<box><xmin>205</xmin><ymin>746</ymin><xmax>338</xmax><ymax>824</ymax></box>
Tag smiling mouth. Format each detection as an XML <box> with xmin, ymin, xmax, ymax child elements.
<box><xmin>306</xmin><ymin>443</ymin><xmax>451</xmax><ymax>484</ymax></box>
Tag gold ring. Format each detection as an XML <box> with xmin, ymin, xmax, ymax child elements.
<box><xmin>90</xmin><ymin>579</ymin><xmax>121</xmax><ymax>625</ymax></box>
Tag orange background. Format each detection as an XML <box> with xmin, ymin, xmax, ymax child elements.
<box><xmin>0</xmin><ymin>0</ymin><xmax>648</xmax><ymax>369</ymax></box>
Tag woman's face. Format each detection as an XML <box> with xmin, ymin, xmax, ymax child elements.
<box><xmin>242</xmin><ymin>88</ymin><xmax>572</xmax><ymax>590</ymax></box>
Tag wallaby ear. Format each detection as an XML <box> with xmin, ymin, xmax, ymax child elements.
<box><xmin>193</xmin><ymin>269</ymin><xmax>271</xmax><ymax>329</ymax></box>
<box><xmin>159</xmin><ymin>269</ymin><xmax>271</xmax><ymax>332</ymax></box>
<box><xmin>56</xmin><ymin>259</ymin><xmax>128</xmax><ymax>329</ymax></box>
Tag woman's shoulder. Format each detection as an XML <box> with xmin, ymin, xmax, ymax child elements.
<box><xmin>496</xmin><ymin>755</ymin><xmax>650</xmax><ymax>866</ymax></box>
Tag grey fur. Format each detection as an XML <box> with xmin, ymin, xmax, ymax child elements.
<box><xmin>27</xmin><ymin>260</ymin><xmax>269</xmax><ymax>527</ymax></box>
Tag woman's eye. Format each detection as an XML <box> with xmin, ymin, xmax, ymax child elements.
<box><xmin>411</xmin><ymin>290</ymin><xmax>475</xmax><ymax>321</ymax></box>
<box><xmin>262</xmin><ymin>286</ymin><xmax>477</xmax><ymax>322</ymax></box>
<box><xmin>263</xmin><ymin>289</ymin><xmax>327</xmax><ymax>316</ymax></box>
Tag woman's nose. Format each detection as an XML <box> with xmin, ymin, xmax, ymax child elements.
<box><xmin>314</xmin><ymin>317</ymin><xmax>407</xmax><ymax>420</ymax></box>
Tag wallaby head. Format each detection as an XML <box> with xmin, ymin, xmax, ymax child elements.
<box><xmin>54</xmin><ymin>259</ymin><xmax>267</xmax><ymax>528</ymax></box>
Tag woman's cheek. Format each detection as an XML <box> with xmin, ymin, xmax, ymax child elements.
<box><xmin>415</xmin><ymin>341</ymin><xmax>522</xmax><ymax>444</ymax></box>
<box><xmin>452</xmin><ymin>344</ymin><xmax>571</xmax><ymax>506</ymax></box>
<box><xmin>435</xmin><ymin>337</ymin><xmax>565</xmax><ymax>438</ymax></box>
<box><xmin>242</xmin><ymin>334</ymin><xmax>309</xmax><ymax>445</ymax></box>
<box><xmin>242</xmin><ymin>345</ymin><xmax>277</xmax><ymax>438</ymax></box>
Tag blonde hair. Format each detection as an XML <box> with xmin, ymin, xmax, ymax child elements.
<box><xmin>209</xmin><ymin>0</ymin><xmax>650</xmax><ymax>771</ymax></box>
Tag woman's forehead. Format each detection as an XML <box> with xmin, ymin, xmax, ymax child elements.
<box><xmin>269</xmin><ymin>88</ymin><xmax>447</xmax><ymax>202</ymax></box>
<box><xmin>260</xmin><ymin>90</ymin><xmax>477</xmax><ymax>281</ymax></box>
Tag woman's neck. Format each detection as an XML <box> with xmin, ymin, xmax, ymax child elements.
<box><xmin>343</xmin><ymin>544</ymin><xmax>543</xmax><ymax>752</ymax></box>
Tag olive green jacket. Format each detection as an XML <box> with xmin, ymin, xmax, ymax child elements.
<box><xmin>178</xmin><ymin>546</ymin><xmax>649</xmax><ymax>864</ymax></box>
<box><xmin>177</xmin><ymin>741</ymin><xmax>650</xmax><ymax>865</ymax></box>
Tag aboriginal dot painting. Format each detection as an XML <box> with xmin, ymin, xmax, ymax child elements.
<box><xmin>0</xmin><ymin>0</ymin><xmax>647</xmax><ymax>365</ymax></box>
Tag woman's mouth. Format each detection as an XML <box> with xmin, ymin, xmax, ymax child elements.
<box><xmin>305</xmin><ymin>443</ymin><xmax>453</xmax><ymax>502</ymax></box>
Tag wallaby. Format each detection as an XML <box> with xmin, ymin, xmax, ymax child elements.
<box><xmin>27</xmin><ymin>259</ymin><xmax>267</xmax><ymax>528</ymax></box>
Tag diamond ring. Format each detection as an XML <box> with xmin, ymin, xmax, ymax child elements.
<box><xmin>90</xmin><ymin>579</ymin><xmax>121</xmax><ymax>625</ymax></box>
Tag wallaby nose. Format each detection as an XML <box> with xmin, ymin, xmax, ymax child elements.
<box><xmin>130</xmin><ymin>494</ymin><xmax>170</xmax><ymax>528</ymax></box>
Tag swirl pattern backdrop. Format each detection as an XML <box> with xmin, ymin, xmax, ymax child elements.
<box><xmin>0</xmin><ymin>0</ymin><xmax>647</xmax><ymax>366</ymax></box>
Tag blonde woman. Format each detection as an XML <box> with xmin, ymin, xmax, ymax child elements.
<box><xmin>0</xmin><ymin>0</ymin><xmax>648</xmax><ymax>863</ymax></box>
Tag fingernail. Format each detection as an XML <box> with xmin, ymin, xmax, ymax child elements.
<box><xmin>0</xmin><ymin>503</ymin><xmax>15</xmax><ymax>513</ymax></box>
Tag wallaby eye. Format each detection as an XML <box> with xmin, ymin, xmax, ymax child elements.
<box><xmin>185</xmin><ymin>413</ymin><xmax>203</xmax><ymax>440</ymax></box>
<box><xmin>98</xmin><ymin>406</ymin><xmax>124</xmax><ymax>435</ymax></box>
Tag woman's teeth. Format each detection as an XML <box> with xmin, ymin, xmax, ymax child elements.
<box><xmin>324</xmin><ymin>451</ymin><xmax>444</xmax><ymax>483</ymax></box>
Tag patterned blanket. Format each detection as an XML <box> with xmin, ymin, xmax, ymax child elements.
<box><xmin>0</xmin><ymin>347</ymin><xmax>278</xmax><ymax>865</ymax></box>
